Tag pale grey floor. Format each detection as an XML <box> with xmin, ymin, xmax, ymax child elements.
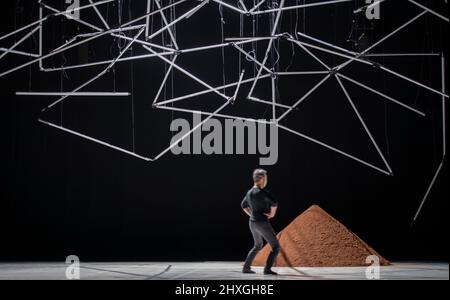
<box><xmin>0</xmin><ymin>262</ymin><xmax>447</xmax><ymax>280</ymax></box>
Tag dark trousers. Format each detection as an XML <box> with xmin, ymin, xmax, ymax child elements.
<box><xmin>243</xmin><ymin>220</ymin><xmax>280</xmax><ymax>271</ymax></box>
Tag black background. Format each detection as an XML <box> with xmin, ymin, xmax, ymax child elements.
<box><xmin>0</xmin><ymin>0</ymin><xmax>448</xmax><ymax>262</ymax></box>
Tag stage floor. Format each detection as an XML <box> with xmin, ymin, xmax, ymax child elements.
<box><xmin>0</xmin><ymin>261</ymin><xmax>447</xmax><ymax>280</ymax></box>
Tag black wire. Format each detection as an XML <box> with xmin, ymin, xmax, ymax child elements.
<box><xmin>333</xmin><ymin>3</ymin><xmax>337</xmax><ymax>66</ymax></box>
<box><xmin>425</xmin><ymin>13</ymin><xmax>438</xmax><ymax>164</ymax></box>
<box><xmin>171</xmin><ymin>0</ymin><xmax>175</xmax><ymax>129</ymax></box>
<box><xmin>219</xmin><ymin>3</ymin><xmax>226</xmax><ymax>95</ymax></box>
<box><xmin>380</xmin><ymin>11</ymin><xmax>391</xmax><ymax>162</ymax></box>
<box><xmin>284</xmin><ymin>5</ymin><xmax>296</xmax><ymax>72</ymax></box>
<box><xmin>128</xmin><ymin>0</ymin><xmax>135</xmax><ymax>152</ymax></box>
<box><xmin>27</xmin><ymin>0</ymin><xmax>35</xmax><ymax>92</ymax></box>
<box><xmin>60</xmin><ymin>12</ymin><xmax>66</xmax><ymax>126</ymax></box>
<box><xmin>252</xmin><ymin>0</ymin><xmax>257</xmax><ymax>77</ymax></box>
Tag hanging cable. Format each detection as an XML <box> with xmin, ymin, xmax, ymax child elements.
<box><xmin>262</xmin><ymin>0</ymin><xmax>279</xmax><ymax>120</ymax></box>
<box><xmin>128</xmin><ymin>0</ymin><xmax>135</xmax><ymax>152</ymax></box>
<box><xmin>333</xmin><ymin>3</ymin><xmax>337</xmax><ymax>66</ymax></box>
<box><xmin>303</xmin><ymin>0</ymin><xmax>306</xmax><ymax>33</ymax></box>
<box><xmin>171</xmin><ymin>0</ymin><xmax>176</xmax><ymax>129</ymax></box>
<box><xmin>255</xmin><ymin>0</ymin><xmax>259</xmax><ymax>77</ymax></box>
<box><xmin>118</xmin><ymin>0</ymin><xmax>122</xmax><ymax>26</ymax></box>
<box><xmin>239</xmin><ymin>9</ymin><xmax>243</xmax><ymax>76</ymax></box>
<box><xmin>109</xmin><ymin>40</ymin><xmax>116</xmax><ymax>92</ymax></box>
<box><xmin>285</xmin><ymin>2</ymin><xmax>297</xmax><ymax>72</ymax></box>
<box><xmin>380</xmin><ymin>13</ymin><xmax>391</xmax><ymax>162</ymax></box>
<box><xmin>252</xmin><ymin>0</ymin><xmax>257</xmax><ymax>77</ymax></box>
<box><xmin>60</xmin><ymin>14</ymin><xmax>66</xmax><ymax>126</ymax></box>
<box><xmin>425</xmin><ymin>14</ymin><xmax>438</xmax><ymax>164</ymax></box>
<box><xmin>218</xmin><ymin>3</ymin><xmax>226</xmax><ymax>95</ymax></box>
<box><xmin>161</xmin><ymin>5</ymin><xmax>169</xmax><ymax>103</ymax></box>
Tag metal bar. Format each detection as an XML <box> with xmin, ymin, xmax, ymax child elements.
<box><xmin>40</xmin><ymin>2</ymin><xmax>103</xmax><ymax>32</ymax></box>
<box><xmin>277</xmin><ymin>124</ymin><xmax>391</xmax><ymax>176</ymax></box>
<box><xmin>0</xmin><ymin>15</ymin><xmax>44</xmax><ymax>42</ymax></box>
<box><xmin>38</xmin><ymin>4</ymin><xmax>43</xmax><ymax>69</ymax></box>
<box><xmin>275</xmin><ymin>71</ymin><xmax>330</xmax><ymax>75</ymax></box>
<box><xmin>155</xmin><ymin>74</ymin><xmax>272</xmax><ymax>106</ymax></box>
<box><xmin>0</xmin><ymin>26</ymin><xmax>39</xmax><ymax>60</ymax></box>
<box><xmin>122</xmin><ymin>0</ymin><xmax>188</xmax><ymax>28</ymax></box>
<box><xmin>296</xmin><ymin>31</ymin><xmax>358</xmax><ymax>56</ymax></box>
<box><xmin>42</xmin><ymin>51</ymin><xmax>173</xmax><ymax>72</ymax></box>
<box><xmin>251</xmin><ymin>0</ymin><xmax>352</xmax><ymax>15</ymax></box>
<box><xmin>185</xmin><ymin>0</ymin><xmax>211</xmax><ymax>19</ymax></box>
<box><xmin>88</xmin><ymin>0</ymin><xmax>110</xmax><ymax>29</ymax></box>
<box><xmin>152</xmin><ymin>54</ymin><xmax>179</xmax><ymax>105</ymax></box>
<box><xmin>288</xmin><ymin>38</ymin><xmax>331</xmax><ymax>70</ymax></box>
<box><xmin>145</xmin><ymin>0</ymin><xmax>151</xmax><ymax>39</ymax></box>
<box><xmin>0</xmin><ymin>48</ymin><xmax>39</xmax><ymax>58</ymax></box>
<box><xmin>408</xmin><ymin>0</ymin><xmax>449</xmax><ymax>22</ymax></box>
<box><xmin>238</xmin><ymin>0</ymin><xmax>248</xmax><ymax>13</ymax></box>
<box><xmin>232</xmin><ymin>69</ymin><xmax>246</xmax><ymax>103</ymax></box>
<box><xmin>335</xmin><ymin>75</ymin><xmax>393</xmax><ymax>175</ymax></box>
<box><xmin>212</xmin><ymin>0</ymin><xmax>247</xmax><ymax>14</ymax></box>
<box><xmin>49</xmin><ymin>32</ymin><xmax>104</xmax><ymax>55</ymax></box>
<box><xmin>180</xmin><ymin>36</ymin><xmax>274</xmax><ymax>54</ymax></box>
<box><xmin>232</xmin><ymin>43</ymin><xmax>273</xmax><ymax>74</ymax></box>
<box><xmin>353</xmin><ymin>0</ymin><xmax>386</xmax><ymax>14</ymax></box>
<box><xmin>0</xmin><ymin>25</ymin><xmax>145</xmax><ymax>78</ymax></box>
<box><xmin>248</xmin><ymin>96</ymin><xmax>293</xmax><ymax>110</ymax></box>
<box><xmin>155</xmin><ymin>104</ymin><xmax>274</xmax><ymax>125</ymax></box>
<box><xmin>0</xmin><ymin>0</ymin><xmax>110</xmax><ymax>42</ymax></box>
<box><xmin>143</xmin><ymin>45</ymin><xmax>230</xmax><ymax>101</ymax></box>
<box><xmin>442</xmin><ymin>55</ymin><xmax>446</xmax><ymax>156</ymax></box>
<box><xmin>180</xmin><ymin>42</ymin><xmax>229</xmax><ymax>53</ymax></box>
<box><xmin>277</xmin><ymin>75</ymin><xmax>331</xmax><ymax>122</ymax></box>
<box><xmin>42</xmin><ymin>26</ymin><xmax>146</xmax><ymax>112</ymax></box>
<box><xmin>337</xmin><ymin>73</ymin><xmax>426</xmax><ymax>116</ymax></box>
<box><xmin>271</xmin><ymin>76</ymin><xmax>276</xmax><ymax>121</ymax></box>
<box><xmin>412</xmin><ymin>160</ymin><xmax>445</xmax><ymax>223</ymax></box>
<box><xmin>363</xmin><ymin>53</ymin><xmax>442</xmax><ymax>57</ymax></box>
<box><xmin>336</xmin><ymin>11</ymin><xmax>427</xmax><ymax>71</ymax></box>
<box><xmin>225</xmin><ymin>36</ymin><xmax>273</xmax><ymax>41</ymax></box>
<box><xmin>148</xmin><ymin>0</ymin><xmax>209</xmax><ymax>40</ymax></box>
<box><xmin>110</xmin><ymin>33</ymin><xmax>175</xmax><ymax>52</ymax></box>
<box><xmin>294</xmin><ymin>34</ymin><xmax>448</xmax><ymax>99</ymax></box>
<box><xmin>153</xmin><ymin>100</ymin><xmax>232</xmax><ymax>161</ymax></box>
<box><xmin>155</xmin><ymin>0</ymin><xmax>179</xmax><ymax>50</ymax></box>
<box><xmin>38</xmin><ymin>119</ymin><xmax>152</xmax><ymax>161</ymax></box>
<box><xmin>248</xmin><ymin>0</ymin><xmax>285</xmax><ymax>97</ymax></box>
<box><xmin>289</xmin><ymin>38</ymin><xmax>373</xmax><ymax>68</ymax></box>
<box><xmin>379</xmin><ymin>64</ymin><xmax>449</xmax><ymax>99</ymax></box>
<box><xmin>248</xmin><ymin>0</ymin><xmax>266</xmax><ymax>13</ymax></box>
<box><xmin>53</xmin><ymin>0</ymin><xmax>115</xmax><ymax>18</ymax></box>
<box><xmin>412</xmin><ymin>56</ymin><xmax>447</xmax><ymax>224</ymax></box>
<box><xmin>16</xmin><ymin>92</ymin><xmax>130</xmax><ymax>97</ymax></box>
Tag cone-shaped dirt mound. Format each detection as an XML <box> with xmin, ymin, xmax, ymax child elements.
<box><xmin>253</xmin><ymin>205</ymin><xmax>390</xmax><ymax>267</ymax></box>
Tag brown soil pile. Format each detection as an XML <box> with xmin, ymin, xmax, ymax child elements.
<box><xmin>253</xmin><ymin>205</ymin><xmax>390</xmax><ymax>267</ymax></box>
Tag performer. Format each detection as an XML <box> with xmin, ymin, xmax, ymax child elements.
<box><xmin>241</xmin><ymin>169</ymin><xmax>280</xmax><ymax>275</ymax></box>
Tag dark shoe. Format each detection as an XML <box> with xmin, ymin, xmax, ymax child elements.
<box><xmin>242</xmin><ymin>269</ymin><xmax>256</xmax><ymax>274</ymax></box>
<box><xmin>263</xmin><ymin>269</ymin><xmax>278</xmax><ymax>275</ymax></box>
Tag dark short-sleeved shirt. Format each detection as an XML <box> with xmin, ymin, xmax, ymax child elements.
<box><xmin>241</xmin><ymin>187</ymin><xmax>278</xmax><ymax>221</ymax></box>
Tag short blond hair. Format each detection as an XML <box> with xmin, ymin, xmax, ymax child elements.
<box><xmin>253</xmin><ymin>168</ymin><xmax>267</xmax><ymax>182</ymax></box>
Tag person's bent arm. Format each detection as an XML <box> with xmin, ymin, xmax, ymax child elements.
<box><xmin>265</xmin><ymin>206</ymin><xmax>277</xmax><ymax>219</ymax></box>
<box><xmin>243</xmin><ymin>207</ymin><xmax>252</xmax><ymax>217</ymax></box>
